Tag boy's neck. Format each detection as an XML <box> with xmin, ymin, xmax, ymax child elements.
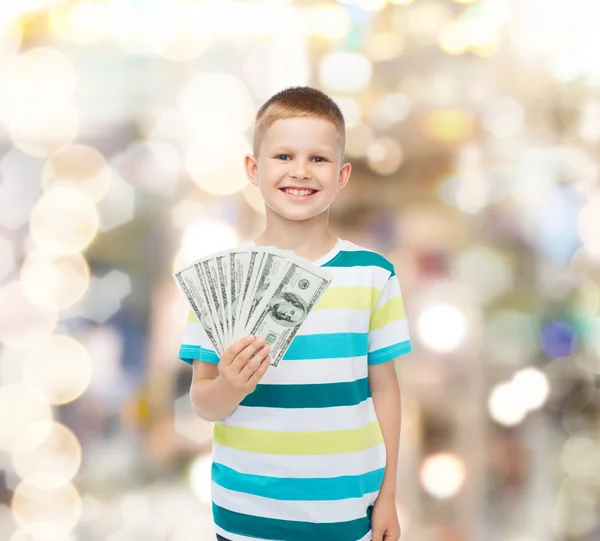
<box><xmin>253</xmin><ymin>230</ymin><xmax>339</xmax><ymax>263</ymax></box>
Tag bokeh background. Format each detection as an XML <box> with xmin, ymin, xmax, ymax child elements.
<box><xmin>0</xmin><ymin>0</ymin><xmax>599</xmax><ymax>539</ymax></box>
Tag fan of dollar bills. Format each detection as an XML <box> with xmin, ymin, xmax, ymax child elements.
<box><xmin>174</xmin><ymin>246</ymin><xmax>334</xmax><ymax>367</ymax></box>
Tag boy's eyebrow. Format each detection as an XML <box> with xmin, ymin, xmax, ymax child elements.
<box><xmin>272</xmin><ymin>145</ymin><xmax>335</xmax><ymax>154</ymax></box>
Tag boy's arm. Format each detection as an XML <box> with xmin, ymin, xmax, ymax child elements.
<box><xmin>369</xmin><ymin>359</ymin><xmax>402</xmax><ymax>500</ymax></box>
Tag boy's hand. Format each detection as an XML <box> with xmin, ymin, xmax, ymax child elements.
<box><xmin>217</xmin><ymin>335</ymin><xmax>271</xmax><ymax>395</ymax></box>
<box><xmin>371</xmin><ymin>496</ymin><xmax>401</xmax><ymax>541</ymax></box>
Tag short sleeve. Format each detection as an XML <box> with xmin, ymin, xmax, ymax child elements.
<box><xmin>368</xmin><ymin>267</ymin><xmax>412</xmax><ymax>365</ymax></box>
<box><xmin>178</xmin><ymin>309</ymin><xmax>220</xmax><ymax>366</ymax></box>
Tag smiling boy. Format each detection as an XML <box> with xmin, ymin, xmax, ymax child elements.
<box><xmin>180</xmin><ymin>86</ymin><xmax>412</xmax><ymax>541</ymax></box>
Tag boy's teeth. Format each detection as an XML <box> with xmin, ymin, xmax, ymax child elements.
<box><xmin>283</xmin><ymin>188</ymin><xmax>314</xmax><ymax>196</ymax></box>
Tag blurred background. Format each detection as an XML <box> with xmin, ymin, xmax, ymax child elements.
<box><xmin>0</xmin><ymin>0</ymin><xmax>599</xmax><ymax>539</ymax></box>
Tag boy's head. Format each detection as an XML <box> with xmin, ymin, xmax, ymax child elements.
<box><xmin>245</xmin><ymin>86</ymin><xmax>351</xmax><ymax>223</ymax></box>
<box><xmin>252</xmin><ymin>86</ymin><xmax>345</xmax><ymax>159</ymax></box>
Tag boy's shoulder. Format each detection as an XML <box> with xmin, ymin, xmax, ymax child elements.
<box><xmin>337</xmin><ymin>239</ymin><xmax>396</xmax><ymax>277</ymax></box>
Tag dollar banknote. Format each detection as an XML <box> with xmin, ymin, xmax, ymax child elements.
<box><xmin>175</xmin><ymin>246</ymin><xmax>333</xmax><ymax>367</ymax></box>
<box><xmin>244</xmin><ymin>259</ymin><xmax>333</xmax><ymax>366</ymax></box>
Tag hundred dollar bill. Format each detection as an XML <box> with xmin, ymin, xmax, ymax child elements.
<box><xmin>214</xmin><ymin>252</ymin><xmax>231</xmax><ymax>344</ymax></box>
<box><xmin>244</xmin><ymin>259</ymin><xmax>334</xmax><ymax>367</ymax></box>
<box><xmin>194</xmin><ymin>258</ymin><xmax>226</xmax><ymax>352</ymax></box>
<box><xmin>173</xmin><ymin>265</ymin><xmax>223</xmax><ymax>357</ymax></box>
<box><xmin>233</xmin><ymin>249</ymin><xmax>263</xmax><ymax>341</ymax></box>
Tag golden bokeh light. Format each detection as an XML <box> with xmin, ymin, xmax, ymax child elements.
<box><xmin>421</xmin><ymin>108</ymin><xmax>477</xmax><ymax>142</ymax></box>
<box><xmin>20</xmin><ymin>250</ymin><xmax>90</xmax><ymax>310</ymax></box>
<box><xmin>439</xmin><ymin>22</ymin><xmax>468</xmax><ymax>55</ymax></box>
<box><xmin>309</xmin><ymin>4</ymin><xmax>352</xmax><ymax>39</ymax></box>
<box><xmin>12</xmin><ymin>421</ymin><xmax>82</xmax><ymax>489</ymax></box>
<box><xmin>0</xmin><ymin>281</ymin><xmax>57</xmax><ymax>349</ymax></box>
<box><xmin>29</xmin><ymin>186</ymin><xmax>99</xmax><ymax>254</ymax></box>
<box><xmin>22</xmin><ymin>334</ymin><xmax>92</xmax><ymax>405</ymax></box>
<box><xmin>366</xmin><ymin>137</ymin><xmax>404</xmax><ymax>175</ymax></box>
<box><xmin>50</xmin><ymin>0</ymin><xmax>109</xmax><ymax>45</ymax></box>
<box><xmin>144</xmin><ymin>1</ymin><xmax>213</xmax><ymax>62</ymax></box>
<box><xmin>363</xmin><ymin>31</ymin><xmax>406</xmax><ymax>62</ymax></box>
<box><xmin>186</xmin><ymin>135</ymin><xmax>251</xmax><ymax>196</ymax></box>
<box><xmin>11</xmin><ymin>480</ymin><xmax>82</xmax><ymax>539</ymax></box>
<box><xmin>319</xmin><ymin>52</ymin><xmax>373</xmax><ymax>93</ymax></box>
<box><xmin>42</xmin><ymin>145</ymin><xmax>111</xmax><ymax>203</ymax></box>
<box><xmin>0</xmin><ymin>383</ymin><xmax>53</xmax><ymax>452</ymax></box>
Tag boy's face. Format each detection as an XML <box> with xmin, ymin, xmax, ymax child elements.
<box><xmin>244</xmin><ymin>117</ymin><xmax>351</xmax><ymax>222</ymax></box>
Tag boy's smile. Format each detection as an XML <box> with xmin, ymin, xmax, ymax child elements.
<box><xmin>245</xmin><ymin>116</ymin><xmax>351</xmax><ymax>222</ymax></box>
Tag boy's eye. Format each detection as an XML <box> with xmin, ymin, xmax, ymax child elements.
<box><xmin>276</xmin><ymin>154</ymin><xmax>290</xmax><ymax>160</ymax></box>
<box><xmin>313</xmin><ymin>156</ymin><xmax>326</xmax><ymax>163</ymax></box>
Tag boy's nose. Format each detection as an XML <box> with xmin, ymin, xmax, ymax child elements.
<box><xmin>290</xmin><ymin>164</ymin><xmax>312</xmax><ymax>180</ymax></box>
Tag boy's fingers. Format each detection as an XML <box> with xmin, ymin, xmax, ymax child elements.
<box><xmin>231</xmin><ymin>338</ymin><xmax>266</xmax><ymax>373</ymax></box>
<box><xmin>246</xmin><ymin>355</ymin><xmax>271</xmax><ymax>385</ymax></box>
<box><xmin>221</xmin><ymin>335</ymin><xmax>256</xmax><ymax>366</ymax></box>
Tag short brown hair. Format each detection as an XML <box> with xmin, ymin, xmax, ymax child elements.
<box><xmin>253</xmin><ymin>86</ymin><xmax>345</xmax><ymax>158</ymax></box>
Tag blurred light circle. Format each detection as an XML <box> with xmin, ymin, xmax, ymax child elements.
<box><xmin>242</xmin><ymin>184</ymin><xmax>266</xmax><ymax>216</ymax></box>
<box><xmin>42</xmin><ymin>145</ymin><xmax>111</xmax><ymax>203</ymax></box>
<box><xmin>339</xmin><ymin>0</ymin><xmax>388</xmax><ymax>10</ymax></box>
<box><xmin>421</xmin><ymin>108</ymin><xmax>476</xmax><ymax>142</ymax></box>
<box><xmin>30</xmin><ymin>186</ymin><xmax>99</xmax><ymax>254</ymax></box>
<box><xmin>309</xmin><ymin>4</ymin><xmax>351</xmax><ymax>39</ymax></box>
<box><xmin>188</xmin><ymin>454</ymin><xmax>213</xmax><ymax>506</ymax></box>
<box><xmin>334</xmin><ymin>96</ymin><xmax>362</xmax><ymax>129</ymax></box>
<box><xmin>181</xmin><ymin>220</ymin><xmax>239</xmax><ymax>264</ymax></box>
<box><xmin>561</xmin><ymin>435</ymin><xmax>600</xmax><ymax>479</ymax></box>
<box><xmin>20</xmin><ymin>250</ymin><xmax>90</xmax><ymax>311</ymax></box>
<box><xmin>22</xmin><ymin>335</ymin><xmax>92</xmax><ymax>405</ymax></box>
<box><xmin>390</xmin><ymin>0</ymin><xmax>414</xmax><ymax>4</ymax></box>
<box><xmin>485</xmin><ymin>310</ymin><xmax>539</xmax><ymax>367</ymax></box>
<box><xmin>50</xmin><ymin>0</ymin><xmax>108</xmax><ymax>44</ymax></box>
<box><xmin>0</xmin><ymin>282</ymin><xmax>57</xmax><ymax>348</ymax></box>
<box><xmin>178</xmin><ymin>73</ymin><xmax>254</xmax><ymax>137</ymax></box>
<box><xmin>417</xmin><ymin>304</ymin><xmax>467</xmax><ymax>353</ymax></box>
<box><xmin>11</xmin><ymin>480</ymin><xmax>82</xmax><ymax>539</ymax></box>
<box><xmin>0</xmin><ymin>383</ymin><xmax>53</xmax><ymax>452</ymax></box>
<box><xmin>551</xmin><ymin>477</ymin><xmax>599</xmax><ymax>539</ymax></box>
<box><xmin>451</xmin><ymin>246</ymin><xmax>513</xmax><ymax>304</ymax></box>
<box><xmin>366</xmin><ymin>137</ymin><xmax>403</xmax><ymax>175</ymax></box>
<box><xmin>363</xmin><ymin>31</ymin><xmax>406</xmax><ymax>62</ymax></box>
<box><xmin>369</xmin><ymin>92</ymin><xmax>411</xmax><ymax>130</ymax></box>
<box><xmin>420</xmin><ymin>452</ymin><xmax>465</xmax><ymax>499</ymax></box>
<box><xmin>186</xmin><ymin>135</ymin><xmax>250</xmax><ymax>195</ymax></box>
<box><xmin>488</xmin><ymin>382</ymin><xmax>527</xmax><ymax>426</ymax></box>
<box><xmin>319</xmin><ymin>52</ymin><xmax>373</xmax><ymax>93</ymax></box>
<box><xmin>10</xmin><ymin>101</ymin><xmax>79</xmax><ymax>158</ymax></box>
<box><xmin>512</xmin><ymin>368</ymin><xmax>550</xmax><ymax>411</ymax></box>
<box><xmin>577</xmin><ymin>192</ymin><xmax>600</xmax><ymax>257</ymax></box>
<box><xmin>540</xmin><ymin>320</ymin><xmax>577</xmax><ymax>359</ymax></box>
<box><xmin>148</xmin><ymin>2</ymin><xmax>213</xmax><ymax>62</ymax></box>
<box><xmin>345</xmin><ymin>123</ymin><xmax>374</xmax><ymax>158</ymax></box>
<box><xmin>12</xmin><ymin>421</ymin><xmax>82</xmax><ymax>489</ymax></box>
<box><xmin>0</xmin><ymin>47</ymin><xmax>77</xmax><ymax>108</ymax></box>
<box><xmin>483</xmin><ymin>95</ymin><xmax>525</xmax><ymax>138</ymax></box>
<box><xmin>438</xmin><ymin>22</ymin><xmax>467</xmax><ymax>54</ymax></box>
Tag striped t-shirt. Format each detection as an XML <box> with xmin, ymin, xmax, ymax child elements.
<box><xmin>178</xmin><ymin>237</ymin><xmax>412</xmax><ymax>541</ymax></box>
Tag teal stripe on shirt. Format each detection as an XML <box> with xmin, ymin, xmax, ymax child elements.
<box><xmin>285</xmin><ymin>332</ymin><xmax>368</xmax><ymax>360</ymax></box>
<box><xmin>324</xmin><ymin>249</ymin><xmax>395</xmax><ymax>277</ymax></box>
<box><xmin>179</xmin><ymin>345</ymin><xmax>219</xmax><ymax>365</ymax></box>
<box><xmin>213</xmin><ymin>502</ymin><xmax>373</xmax><ymax>541</ymax></box>
<box><xmin>241</xmin><ymin>377</ymin><xmax>371</xmax><ymax>409</ymax></box>
<box><xmin>213</xmin><ymin>463</ymin><xmax>385</xmax><ymax>500</ymax></box>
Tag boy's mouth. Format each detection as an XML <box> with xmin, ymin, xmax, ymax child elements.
<box><xmin>279</xmin><ymin>187</ymin><xmax>319</xmax><ymax>201</ymax></box>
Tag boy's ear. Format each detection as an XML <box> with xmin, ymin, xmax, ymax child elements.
<box><xmin>244</xmin><ymin>154</ymin><xmax>259</xmax><ymax>188</ymax></box>
<box><xmin>337</xmin><ymin>161</ymin><xmax>352</xmax><ymax>192</ymax></box>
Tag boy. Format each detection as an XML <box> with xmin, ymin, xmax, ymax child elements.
<box><xmin>178</xmin><ymin>86</ymin><xmax>412</xmax><ymax>541</ymax></box>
